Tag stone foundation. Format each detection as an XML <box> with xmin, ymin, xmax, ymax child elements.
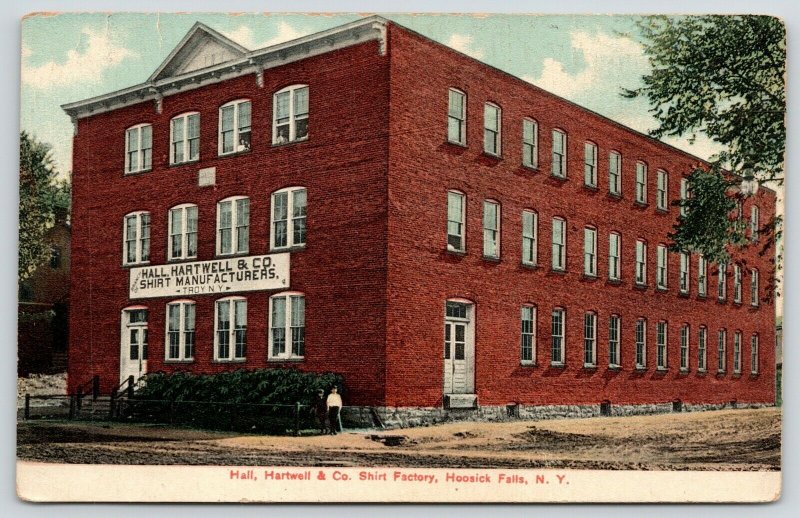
<box><xmin>340</xmin><ymin>401</ymin><xmax>774</xmax><ymax>430</ymax></box>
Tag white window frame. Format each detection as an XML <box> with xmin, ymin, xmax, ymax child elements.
<box><xmin>605</xmin><ymin>232</ymin><xmax>620</xmax><ymax>281</ymax></box>
<box><xmin>273</xmin><ymin>85</ymin><xmax>309</xmax><ymax>145</ymax></box>
<box><xmin>168</xmin><ymin>204</ymin><xmax>198</xmax><ymax>261</ymax></box>
<box><xmin>584</xmin><ymin>142</ymin><xmax>598</xmax><ymax>187</ymax></box>
<box><xmin>522</xmin><ymin>210</ymin><xmax>538</xmax><ymax>266</ymax></box>
<box><xmin>522</xmin><ymin>118</ymin><xmax>538</xmax><ymax>168</ymax></box>
<box><xmin>268</xmin><ymin>292</ymin><xmax>306</xmax><ymax>360</ymax></box>
<box><xmin>583</xmin><ymin>312</ymin><xmax>597</xmax><ymax>367</ymax></box>
<box><xmin>123</xmin><ymin>211</ymin><xmax>151</xmax><ymax>265</ymax></box>
<box><xmin>447</xmin><ymin>190</ymin><xmax>466</xmax><ymax>252</ymax></box>
<box><xmin>609</xmin><ymin>151</ymin><xmax>621</xmax><ymax>195</ymax></box>
<box><xmin>482</xmin><ymin>200</ymin><xmax>500</xmax><ymax>259</ymax></box>
<box><xmin>447</xmin><ymin>88</ymin><xmax>467</xmax><ymax>145</ymax></box>
<box><xmin>635</xmin><ymin>318</ymin><xmax>647</xmax><ymax>369</ymax></box>
<box><xmin>551</xmin><ymin>308</ymin><xmax>565</xmax><ymax>365</ymax></box>
<box><xmin>635</xmin><ymin>161</ymin><xmax>648</xmax><ymax>204</ymax></box>
<box><xmin>271</xmin><ymin>186</ymin><xmax>307</xmax><ymax>250</ymax></box>
<box><xmin>679</xmin><ymin>252</ymin><xmax>690</xmax><ymax>294</ymax></box>
<box><xmin>520</xmin><ymin>305</ymin><xmax>537</xmax><ymax>365</ymax></box>
<box><xmin>170</xmin><ymin>112</ymin><xmax>200</xmax><ymax>165</ymax></box>
<box><xmin>608</xmin><ymin>315</ymin><xmax>620</xmax><ymax>367</ymax></box>
<box><xmin>483</xmin><ymin>102</ymin><xmax>501</xmax><ymax>156</ymax></box>
<box><xmin>635</xmin><ymin>240</ymin><xmax>647</xmax><ymax>285</ymax></box>
<box><xmin>733</xmin><ymin>331</ymin><xmax>742</xmax><ymax>374</ymax></box>
<box><xmin>717</xmin><ymin>262</ymin><xmax>727</xmax><ymax>301</ymax></box>
<box><xmin>680</xmin><ymin>177</ymin><xmax>689</xmax><ymax>217</ymax></box>
<box><xmin>751</xmin><ymin>334</ymin><xmax>759</xmax><ymax>374</ymax></box>
<box><xmin>751</xmin><ymin>269</ymin><xmax>760</xmax><ymax>306</ymax></box>
<box><xmin>656</xmin><ymin>170</ymin><xmax>668</xmax><ymax>211</ymax></box>
<box><xmin>656</xmin><ymin>245</ymin><xmax>668</xmax><ymax>289</ymax></box>
<box><xmin>165</xmin><ymin>300</ymin><xmax>196</xmax><ymax>361</ymax></box>
<box><xmin>717</xmin><ymin>329</ymin><xmax>727</xmax><ymax>373</ymax></box>
<box><xmin>552</xmin><ymin>129</ymin><xmax>567</xmax><ymax>178</ymax></box>
<box><xmin>698</xmin><ymin>326</ymin><xmax>707</xmax><ymax>372</ymax></box>
<box><xmin>218</xmin><ymin>99</ymin><xmax>252</xmax><ymax>155</ymax></box>
<box><xmin>125</xmin><ymin>123</ymin><xmax>152</xmax><ymax>174</ymax></box>
<box><xmin>698</xmin><ymin>256</ymin><xmax>708</xmax><ymax>296</ymax></box>
<box><xmin>584</xmin><ymin>227</ymin><xmax>597</xmax><ymax>277</ymax></box>
<box><xmin>551</xmin><ymin>217</ymin><xmax>566</xmax><ymax>271</ymax></box>
<box><xmin>214</xmin><ymin>296</ymin><xmax>247</xmax><ymax>361</ymax></box>
<box><xmin>680</xmin><ymin>324</ymin><xmax>689</xmax><ymax>372</ymax></box>
<box><xmin>734</xmin><ymin>264</ymin><xmax>742</xmax><ymax>303</ymax></box>
<box><xmin>216</xmin><ymin>196</ymin><xmax>250</xmax><ymax>256</ymax></box>
<box><xmin>656</xmin><ymin>321</ymin><xmax>668</xmax><ymax>370</ymax></box>
<box><xmin>750</xmin><ymin>205</ymin><xmax>760</xmax><ymax>241</ymax></box>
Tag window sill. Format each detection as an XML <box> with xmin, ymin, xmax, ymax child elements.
<box><xmin>607</xmin><ymin>192</ymin><xmax>622</xmax><ymax>201</ymax></box>
<box><xmin>217</xmin><ymin>149</ymin><xmax>252</xmax><ymax>159</ymax></box>
<box><xmin>608</xmin><ymin>365</ymin><xmax>622</xmax><ymax>371</ymax></box>
<box><xmin>635</xmin><ymin>366</ymin><xmax>647</xmax><ymax>372</ymax></box>
<box><xmin>717</xmin><ymin>298</ymin><xmax>727</xmax><ymax>304</ymax></box>
<box><xmin>445</xmin><ymin>139</ymin><xmax>467</xmax><ymax>149</ymax></box>
<box><xmin>716</xmin><ymin>370</ymin><xmax>727</xmax><ymax>376</ymax></box>
<box><xmin>655</xmin><ymin>207</ymin><xmax>669</xmax><ymax>215</ymax></box>
<box><xmin>212</xmin><ymin>359</ymin><xmax>247</xmax><ymax>364</ymax></box>
<box><xmin>655</xmin><ymin>286</ymin><xmax>668</xmax><ymax>293</ymax></box>
<box><xmin>582</xmin><ymin>184</ymin><xmax>599</xmax><ymax>193</ymax></box>
<box><xmin>678</xmin><ymin>291</ymin><xmax>690</xmax><ymax>298</ymax></box>
<box><xmin>521</xmin><ymin>262</ymin><xmax>538</xmax><ymax>270</ymax></box>
<box><xmin>606</xmin><ymin>278</ymin><xmax>622</xmax><ymax>286</ymax></box>
<box><xmin>480</xmin><ymin>151</ymin><xmax>502</xmax><ymax>161</ymax></box>
<box><xmin>633</xmin><ymin>201</ymin><xmax>648</xmax><ymax>209</ymax></box>
<box><xmin>124</xmin><ymin>168</ymin><xmax>153</xmax><ymax>176</ymax></box>
<box><xmin>272</xmin><ymin>137</ymin><xmax>309</xmax><ymax>148</ymax></box>
<box><xmin>733</xmin><ymin>372</ymin><xmax>742</xmax><ymax>378</ymax></box>
<box><xmin>656</xmin><ymin>367</ymin><xmax>668</xmax><ymax>372</ymax></box>
<box><xmin>750</xmin><ymin>304</ymin><xmax>760</xmax><ymax>309</ymax></box>
<box><xmin>167</xmin><ymin>257</ymin><xmax>200</xmax><ymax>264</ymax></box>
<box><xmin>271</xmin><ymin>245</ymin><xmax>306</xmax><ymax>254</ymax></box>
<box><xmin>696</xmin><ymin>370</ymin><xmax>707</xmax><ymax>376</ymax></box>
<box><xmin>549</xmin><ymin>362</ymin><xmax>566</xmax><ymax>369</ymax></box>
<box><xmin>445</xmin><ymin>248</ymin><xmax>467</xmax><ymax>257</ymax></box>
<box><xmin>268</xmin><ymin>357</ymin><xmax>305</xmax><ymax>363</ymax></box>
<box><xmin>520</xmin><ymin>361</ymin><xmax>537</xmax><ymax>367</ymax></box>
<box><xmin>697</xmin><ymin>294</ymin><xmax>708</xmax><ymax>300</ymax></box>
<box><xmin>122</xmin><ymin>261</ymin><xmax>150</xmax><ymax>269</ymax></box>
<box><xmin>679</xmin><ymin>367</ymin><xmax>689</xmax><ymax>374</ymax></box>
<box><xmin>549</xmin><ymin>268</ymin><xmax>567</xmax><ymax>275</ymax></box>
<box><xmin>549</xmin><ymin>174</ymin><xmax>568</xmax><ymax>183</ymax></box>
<box><xmin>215</xmin><ymin>251</ymin><xmax>251</xmax><ymax>259</ymax></box>
<box><xmin>733</xmin><ymin>301</ymin><xmax>743</xmax><ymax>306</ymax></box>
<box><xmin>164</xmin><ymin>359</ymin><xmax>195</xmax><ymax>364</ymax></box>
<box><xmin>168</xmin><ymin>159</ymin><xmax>200</xmax><ymax>168</ymax></box>
<box><xmin>633</xmin><ymin>283</ymin><xmax>648</xmax><ymax>291</ymax></box>
<box><xmin>521</xmin><ymin>164</ymin><xmax>539</xmax><ymax>173</ymax></box>
<box><xmin>581</xmin><ymin>274</ymin><xmax>598</xmax><ymax>281</ymax></box>
<box><xmin>750</xmin><ymin>372</ymin><xmax>759</xmax><ymax>378</ymax></box>
<box><xmin>583</xmin><ymin>364</ymin><xmax>597</xmax><ymax>370</ymax></box>
<box><xmin>482</xmin><ymin>255</ymin><xmax>501</xmax><ymax>263</ymax></box>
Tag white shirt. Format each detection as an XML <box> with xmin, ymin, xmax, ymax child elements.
<box><xmin>326</xmin><ymin>393</ymin><xmax>342</xmax><ymax>408</ymax></box>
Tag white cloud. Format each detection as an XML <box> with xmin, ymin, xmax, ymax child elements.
<box><xmin>525</xmin><ymin>31</ymin><xmax>646</xmax><ymax>99</ymax></box>
<box><xmin>22</xmin><ymin>27</ymin><xmax>137</xmax><ymax>89</ymax></box>
<box><xmin>223</xmin><ymin>22</ymin><xmax>309</xmax><ymax>50</ymax></box>
<box><xmin>446</xmin><ymin>33</ymin><xmax>484</xmax><ymax>60</ymax></box>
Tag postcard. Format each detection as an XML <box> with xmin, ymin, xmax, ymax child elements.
<box><xmin>16</xmin><ymin>12</ymin><xmax>783</xmax><ymax>503</ymax></box>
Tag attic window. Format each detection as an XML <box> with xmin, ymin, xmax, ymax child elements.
<box><xmin>273</xmin><ymin>85</ymin><xmax>309</xmax><ymax>144</ymax></box>
<box><xmin>219</xmin><ymin>99</ymin><xmax>251</xmax><ymax>155</ymax></box>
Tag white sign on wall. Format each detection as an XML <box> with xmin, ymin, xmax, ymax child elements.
<box><xmin>129</xmin><ymin>254</ymin><xmax>290</xmax><ymax>299</ymax></box>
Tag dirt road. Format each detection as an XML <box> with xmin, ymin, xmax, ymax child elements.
<box><xmin>17</xmin><ymin>407</ymin><xmax>780</xmax><ymax>470</ymax></box>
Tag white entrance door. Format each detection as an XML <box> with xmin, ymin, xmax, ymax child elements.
<box><xmin>444</xmin><ymin>301</ymin><xmax>474</xmax><ymax>395</ymax></box>
<box><xmin>120</xmin><ymin>308</ymin><xmax>148</xmax><ymax>385</ymax></box>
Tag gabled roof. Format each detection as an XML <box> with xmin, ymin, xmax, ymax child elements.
<box><xmin>148</xmin><ymin>22</ymin><xmax>249</xmax><ymax>82</ymax></box>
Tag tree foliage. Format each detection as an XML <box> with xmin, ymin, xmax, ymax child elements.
<box><xmin>19</xmin><ymin>131</ymin><xmax>70</xmax><ymax>282</ymax></box>
<box><xmin>625</xmin><ymin>15</ymin><xmax>785</xmax><ymax>261</ymax></box>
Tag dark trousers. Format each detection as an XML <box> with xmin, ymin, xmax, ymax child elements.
<box><xmin>328</xmin><ymin>406</ymin><xmax>341</xmax><ymax>433</ymax></box>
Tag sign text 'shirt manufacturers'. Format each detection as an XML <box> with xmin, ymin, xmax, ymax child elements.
<box><xmin>129</xmin><ymin>254</ymin><xmax>290</xmax><ymax>299</ymax></box>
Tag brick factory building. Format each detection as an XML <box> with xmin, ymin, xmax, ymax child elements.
<box><xmin>62</xmin><ymin>16</ymin><xmax>776</xmax><ymax>419</ymax></box>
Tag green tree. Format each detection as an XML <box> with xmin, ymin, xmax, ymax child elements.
<box><xmin>623</xmin><ymin>15</ymin><xmax>785</xmax><ymax>262</ymax></box>
<box><xmin>19</xmin><ymin>131</ymin><xmax>70</xmax><ymax>281</ymax></box>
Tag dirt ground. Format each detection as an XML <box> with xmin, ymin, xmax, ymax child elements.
<box><xmin>17</xmin><ymin>407</ymin><xmax>780</xmax><ymax>470</ymax></box>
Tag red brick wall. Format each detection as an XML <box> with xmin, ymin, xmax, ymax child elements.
<box><xmin>384</xmin><ymin>24</ymin><xmax>776</xmax><ymax>408</ymax></box>
<box><xmin>68</xmin><ymin>40</ymin><xmax>390</xmax><ymax>404</ymax></box>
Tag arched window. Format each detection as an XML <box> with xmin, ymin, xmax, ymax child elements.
<box><xmin>168</xmin><ymin>204</ymin><xmax>198</xmax><ymax>260</ymax></box>
<box><xmin>170</xmin><ymin>112</ymin><xmax>200</xmax><ymax>164</ymax></box>
<box><xmin>273</xmin><ymin>85</ymin><xmax>309</xmax><ymax>144</ymax></box>
<box><xmin>123</xmin><ymin>211</ymin><xmax>151</xmax><ymax>265</ymax></box>
<box><xmin>215</xmin><ymin>296</ymin><xmax>247</xmax><ymax>361</ymax></box>
<box><xmin>165</xmin><ymin>300</ymin><xmax>195</xmax><ymax>361</ymax></box>
<box><xmin>271</xmin><ymin>187</ymin><xmax>307</xmax><ymax>250</ymax></box>
<box><xmin>216</xmin><ymin>196</ymin><xmax>249</xmax><ymax>256</ymax></box>
<box><xmin>219</xmin><ymin>99</ymin><xmax>251</xmax><ymax>155</ymax></box>
<box><xmin>125</xmin><ymin>123</ymin><xmax>152</xmax><ymax>174</ymax></box>
<box><xmin>269</xmin><ymin>292</ymin><xmax>306</xmax><ymax>360</ymax></box>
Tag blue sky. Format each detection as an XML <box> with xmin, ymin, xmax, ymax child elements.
<box><xmin>21</xmin><ymin>12</ymin><xmax>727</xmax><ymax>176</ymax></box>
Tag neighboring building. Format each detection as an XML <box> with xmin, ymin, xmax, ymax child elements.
<box><xmin>62</xmin><ymin>17</ymin><xmax>776</xmax><ymax>418</ymax></box>
<box><xmin>18</xmin><ymin>206</ymin><xmax>70</xmax><ymax>375</ymax></box>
